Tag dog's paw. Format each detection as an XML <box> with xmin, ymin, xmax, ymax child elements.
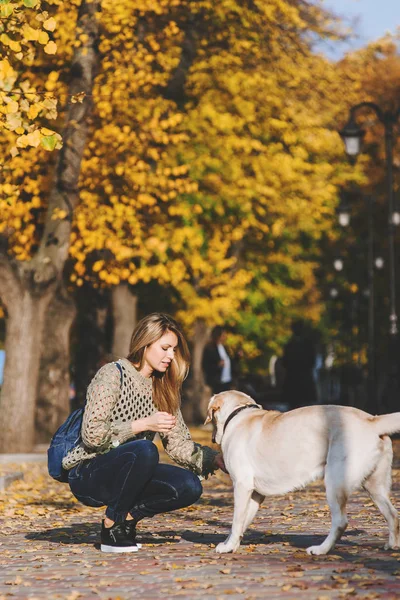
<box><xmin>215</xmin><ymin>541</ymin><xmax>236</xmax><ymax>554</ymax></box>
<box><xmin>306</xmin><ymin>545</ymin><xmax>327</xmax><ymax>556</ymax></box>
<box><xmin>384</xmin><ymin>542</ymin><xmax>400</xmax><ymax>550</ymax></box>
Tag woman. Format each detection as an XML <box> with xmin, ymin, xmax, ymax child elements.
<box><xmin>63</xmin><ymin>313</ymin><xmax>225</xmax><ymax>553</ymax></box>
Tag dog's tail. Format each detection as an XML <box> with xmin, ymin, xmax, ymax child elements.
<box><xmin>372</xmin><ymin>413</ymin><xmax>400</xmax><ymax>436</ymax></box>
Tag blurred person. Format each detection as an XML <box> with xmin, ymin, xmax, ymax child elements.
<box><xmin>269</xmin><ymin>354</ymin><xmax>285</xmax><ymax>390</ymax></box>
<box><xmin>63</xmin><ymin>313</ymin><xmax>225</xmax><ymax>553</ymax></box>
<box><xmin>202</xmin><ymin>326</ymin><xmax>240</xmax><ymax>394</ymax></box>
<box><xmin>281</xmin><ymin>319</ymin><xmax>317</xmax><ymax>409</ymax></box>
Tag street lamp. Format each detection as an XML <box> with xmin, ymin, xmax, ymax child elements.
<box><xmin>375</xmin><ymin>257</ymin><xmax>384</xmax><ymax>270</ymax></box>
<box><xmin>337</xmin><ymin>191</ymin><xmax>351</xmax><ymax>227</ymax></box>
<box><xmin>339</xmin><ymin>102</ymin><xmax>400</xmax><ymax>339</ymax></box>
<box><xmin>333</xmin><ymin>258</ymin><xmax>344</xmax><ymax>272</ymax></box>
<box><xmin>335</xmin><ymin>191</ymin><xmax>383</xmax><ymax>412</ymax></box>
<box><xmin>339</xmin><ymin>113</ymin><xmax>366</xmax><ymax>160</ymax></box>
<box><xmin>330</xmin><ymin>287</ymin><xmax>339</xmax><ymax>299</ymax></box>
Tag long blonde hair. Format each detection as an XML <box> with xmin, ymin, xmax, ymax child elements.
<box><xmin>126</xmin><ymin>313</ymin><xmax>190</xmax><ymax>414</ymax></box>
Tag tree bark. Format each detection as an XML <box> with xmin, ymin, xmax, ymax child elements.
<box><xmin>35</xmin><ymin>284</ymin><xmax>76</xmax><ymax>444</ymax></box>
<box><xmin>111</xmin><ymin>284</ymin><xmax>138</xmax><ymax>359</ymax></box>
<box><xmin>181</xmin><ymin>319</ymin><xmax>210</xmax><ymax>424</ymax></box>
<box><xmin>0</xmin><ymin>271</ymin><xmax>51</xmax><ymax>451</ymax></box>
<box><xmin>0</xmin><ymin>0</ymin><xmax>101</xmax><ymax>452</ymax></box>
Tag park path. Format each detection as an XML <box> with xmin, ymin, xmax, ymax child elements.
<box><xmin>1</xmin><ymin>428</ymin><xmax>400</xmax><ymax>599</ymax></box>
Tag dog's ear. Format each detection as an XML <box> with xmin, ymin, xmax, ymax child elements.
<box><xmin>204</xmin><ymin>395</ymin><xmax>215</xmax><ymax>425</ymax></box>
<box><xmin>204</xmin><ymin>412</ymin><xmax>212</xmax><ymax>425</ymax></box>
<box><xmin>204</xmin><ymin>405</ymin><xmax>219</xmax><ymax>425</ymax></box>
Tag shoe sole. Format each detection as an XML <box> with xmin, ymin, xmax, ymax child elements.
<box><xmin>100</xmin><ymin>544</ymin><xmax>139</xmax><ymax>553</ymax></box>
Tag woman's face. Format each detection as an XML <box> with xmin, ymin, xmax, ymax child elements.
<box><xmin>141</xmin><ymin>330</ymin><xmax>178</xmax><ymax>377</ymax></box>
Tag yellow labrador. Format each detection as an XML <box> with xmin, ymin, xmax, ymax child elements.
<box><xmin>205</xmin><ymin>390</ymin><xmax>400</xmax><ymax>555</ymax></box>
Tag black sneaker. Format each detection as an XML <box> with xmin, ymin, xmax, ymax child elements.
<box><xmin>100</xmin><ymin>521</ymin><xmax>139</xmax><ymax>553</ymax></box>
<box><xmin>124</xmin><ymin>519</ymin><xmax>142</xmax><ymax>549</ymax></box>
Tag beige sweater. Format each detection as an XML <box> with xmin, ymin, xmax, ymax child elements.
<box><xmin>63</xmin><ymin>359</ymin><xmax>217</xmax><ymax>477</ymax></box>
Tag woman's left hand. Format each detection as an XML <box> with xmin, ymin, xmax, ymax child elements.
<box><xmin>214</xmin><ymin>453</ymin><xmax>228</xmax><ymax>473</ymax></box>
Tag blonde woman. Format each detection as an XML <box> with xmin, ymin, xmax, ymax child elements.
<box><xmin>63</xmin><ymin>313</ymin><xmax>224</xmax><ymax>553</ymax></box>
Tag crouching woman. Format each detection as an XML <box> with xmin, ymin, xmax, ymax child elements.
<box><xmin>63</xmin><ymin>313</ymin><xmax>225</xmax><ymax>553</ymax></box>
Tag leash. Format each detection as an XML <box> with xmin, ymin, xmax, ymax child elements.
<box><xmin>223</xmin><ymin>404</ymin><xmax>261</xmax><ymax>434</ymax></box>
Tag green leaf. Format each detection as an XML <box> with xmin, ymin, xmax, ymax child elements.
<box><xmin>23</xmin><ymin>0</ymin><xmax>38</xmax><ymax>7</ymax></box>
<box><xmin>0</xmin><ymin>0</ymin><xmax>11</xmax><ymax>5</ymax></box>
<box><xmin>0</xmin><ymin>4</ymin><xmax>13</xmax><ymax>16</ymax></box>
<box><xmin>40</xmin><ymin>134</ymin><xmax>57</xmax><ymax>151</ymax></box>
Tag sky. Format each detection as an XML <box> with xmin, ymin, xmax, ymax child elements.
<box><xmin>319</xmin><ymin>0</ymin><xmax>400</xmax><ymax>59</ymax></box>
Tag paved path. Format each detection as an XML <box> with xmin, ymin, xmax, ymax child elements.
<box><xmin>1</xmin><ymin>430</ymin><xmax>400</xmax><ymax>599</ymax></box>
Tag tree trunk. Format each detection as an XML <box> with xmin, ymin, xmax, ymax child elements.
<box><xmin>182</xmin><ymin>319</ymin><xmax>210</xmax><ymax>423</ymax></box>
<box><xmin>0</xmin><ymin>281</ymin><xmax>51</xmax><ymax>451</ymax></box>
<box><xmin>35</xmin><ymin>284</ymin><xmax>76</xmax><ymax>444</ymax></box>
<box><xmin>111</xmin><ymin>284</ymin><xmax>138</xmax><ymax>359</ymax></box>
<box><xmin>0</xmin><ymin>0</ymin><xmax>101</xmax><ymax>452</ymax></box>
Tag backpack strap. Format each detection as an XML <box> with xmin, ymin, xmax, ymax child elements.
<box><xmin>115</xmin><ymin>361</ymin><xmax>123</xmax><ymax>387</ymax></box>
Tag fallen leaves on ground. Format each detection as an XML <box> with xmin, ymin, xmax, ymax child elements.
<box><xmin>1</xmin><ymin>431</ymin><xmax>400</xmax><ymax>598</ymax></box>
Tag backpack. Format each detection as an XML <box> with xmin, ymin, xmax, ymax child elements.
<box><xmin>47</xmin><ymin>362</ymin><xmax>123</xmax><ymax>483</ymax></box>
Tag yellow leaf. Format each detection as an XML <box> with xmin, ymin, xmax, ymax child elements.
<box><xmin>38</xmin><ymin>31</ymin><xmax>49</xmax><ymax>45</ymax></box>
<box><xmin>51</xmin><ymin>209</ymin><xmax>67</xmax><ymax>220</ymax></box>
<box><xmin>40</xmin><ymin>127</ymin><xmax>56</xmax><ymax>136</ymax></box>
<box><xmin>0</xmin><ymin>58</ymin><xmax>14</xmax><ymax>80</ymax></box>
<box><xmin>44</xmin><ymin>41</ymin><xmax>57</xmax><ymax>55</ymax></box>
<box><xmin>9</xmin><ymin>40</ymin><xmax>21</xmax><ymax>52</ymax></box>
<box><xmin>6</xmin><ymin>113</ymin><xmax>22</xmax><ymax>130</ymax></box>
<box><xmin>6</xmin><ymin>100</ymin><xmax>19</xmax><ymax>114</ymax></box>
<box><xmin>43</xmin><ymin>17</ymin><xmax>56</xmax><ymax>32</ymax></box>
<box><xmin>71</xmin><ymin>92</ymin><xmax>86</xmax><ymax>104</ymax></box>
<box><xmin>28</xmin><ymin>104</ymin><xmax>41</xmax><ymax>119</ymax></box>
<box><xmin>93</xmin><ymin>260</ymin><xmax>104</xmax><ymax>272</ymax></box>
<box><xmin>22</xmin><ymin>25</ymin><xmax>39</xmax><ymax>42</ymax></box>
<box><xmin>25</xmin><ymin>129</ymin><xmax>41</xmax><ymax>148</ymax></box>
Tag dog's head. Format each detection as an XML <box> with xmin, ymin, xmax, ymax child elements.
<box><xmin>204</xmin><ymin>390</ymin><xmax>261</xmax><ymax>444</ymax></box>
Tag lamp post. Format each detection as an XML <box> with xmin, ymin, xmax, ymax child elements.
<box><xmin>366</xmin><ymin>194</ymin><xmax>376</xmax><ymax>411</ymax></box>
<box><xmin>336</xmin><ymin>190</ymin><xmax>384</xmax><ymax>411</ymax></box>
<box><xmin>339</xmin><ymin>102</ymin><xmax>400</xmax><ymax>340</ymax></box>
<box><xmin>337</xmin><ymin>190</ymin><xmax>351</xmax><ymax>227</ymax></box>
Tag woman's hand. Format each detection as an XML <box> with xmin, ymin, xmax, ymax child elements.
<box><xmin>131</xmin><ymin>412</ymin><xmax>176</xmax><ymax>435</ymax></box>
<box><xmin>213</xmin><ymin>452</ymin><xmax>228</xmax><ymax>473</ymax></box>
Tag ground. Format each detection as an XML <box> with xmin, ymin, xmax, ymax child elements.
<box><xmin>1</xmin><ymin>429</ymin><xmax>400</xmax><ymax>599</ymax></box>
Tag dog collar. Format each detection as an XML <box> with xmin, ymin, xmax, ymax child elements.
<box><xmin>223</xmin><ymin>404</ymin><xmax>261</xmax><ymax>434</ymax></box>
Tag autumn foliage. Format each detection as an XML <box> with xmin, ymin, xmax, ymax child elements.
<box><xmin>1</xmin><ymin>0</ymin><xmax>397</xmax><ymax>366</ymax></box>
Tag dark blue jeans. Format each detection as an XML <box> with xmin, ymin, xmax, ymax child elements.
<box><xmin>68</xmin><ymin>439</ymin><xmax>203</xmax><ymax>523</ymax></box>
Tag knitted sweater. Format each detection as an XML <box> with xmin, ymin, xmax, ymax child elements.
<box><xmin>62</xmin><ymin>358</ymin><xmax>217</xmax><ymax>477</ymax></box>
